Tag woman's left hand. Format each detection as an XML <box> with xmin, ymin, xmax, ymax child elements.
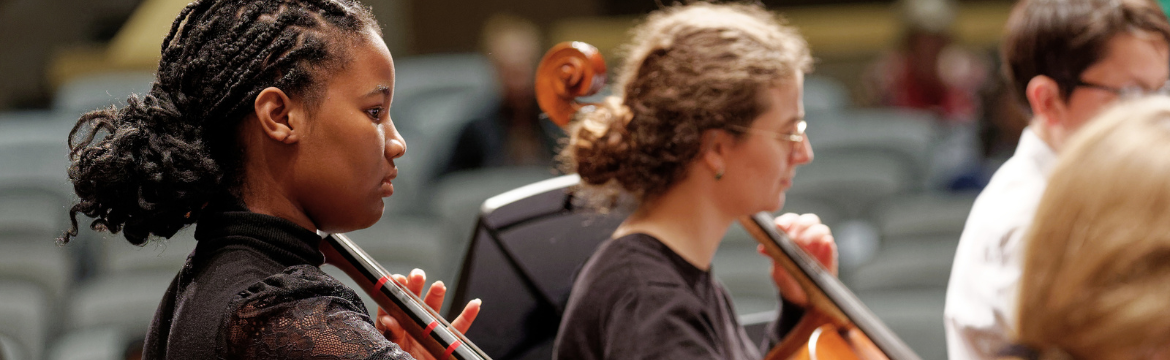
<box><xmin>758</xmin><ymin>212</ymin><xmax>838</xmax><ymax>307</ymax></box>
<box><xmin>374</xmin><ymin>268</ymin><xmax>482</xmax><ymax>359</ymax></box>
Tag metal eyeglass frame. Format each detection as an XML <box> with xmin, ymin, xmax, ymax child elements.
<box><xmin>727</xmin><ymin>120</ymin><xmax>807</xmax><ymax>143</ymax></box>
<box><xmin>1074</xmin><ymin>79</ymin><xmax>1170</xmax><ymax>99</ymax></box>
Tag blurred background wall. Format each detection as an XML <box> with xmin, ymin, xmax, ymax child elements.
<box><xmin>0</xmin><ymin>0</ymin><xmax>1012</xmax><ymax>111</ymax></box>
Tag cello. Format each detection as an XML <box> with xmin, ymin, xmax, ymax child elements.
<box><xmin>320</xmin><ymin>233</ymin><xmax>494</xmax><ymax>360</ymax></box>
<box><xmin>535</xmin><ymin>41</ymin><xmax>920</xmax><ymax>360</ymax></box>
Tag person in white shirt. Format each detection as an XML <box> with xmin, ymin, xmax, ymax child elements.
<box><xmin>944</xmin><ymin>0</ymin><xmax>1170</xmax><ymax>358</ymax></box>
<box><xmin>1006</xmin><ymin>96</ymin><xmax>1170</xmax><ymax>360</ymax></box>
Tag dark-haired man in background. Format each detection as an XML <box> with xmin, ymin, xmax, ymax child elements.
<box><xmin>945</xmin><ymin>0</ymin><xmax>1170</xmax><ymax>358</ymax></box>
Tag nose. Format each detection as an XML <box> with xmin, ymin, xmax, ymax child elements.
<box><xmin>385</xmin><ymin>126</ymin><xmax>406</xmax><ymax>160</ymax></box>
<box><xmin>791</xmin><ymin>136</ymin><xmax>813</xmax><ymax>165</ymax></box>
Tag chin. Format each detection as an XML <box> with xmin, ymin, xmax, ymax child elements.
<box><xmin>357</xmin><ymin>202</ymin><xmax>385</xmax><ymax>229</ymax></box>
<box><xmin>320</xmin><ymin>205</ymin><xmax>383</xmax><ymax>234</ymax></box>
<box><xmin>769</xmin><ymin>193</ymin><xmax>787</xmax><ymax>213</ymax></box>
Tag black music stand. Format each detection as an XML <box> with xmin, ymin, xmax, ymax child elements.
<box><xmin>446</xmin><ymin>175</ymin><xmax>626</xmax><ymax>360</ymax></box>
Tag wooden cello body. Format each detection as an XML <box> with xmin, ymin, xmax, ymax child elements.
<box><xmin>535</xmin><ymin>41</ymin><xmax>920</xmax><ymax>360</ymax></box>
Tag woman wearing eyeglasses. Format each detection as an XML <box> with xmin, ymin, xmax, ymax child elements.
<box><xmin>551</xmin><ymin>3</ymin><xmax>838</xmax><ymax>360</ymax></box>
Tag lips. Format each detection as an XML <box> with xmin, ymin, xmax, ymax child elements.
<box><xmin>381</xmin><ymin>168</ymin><xmax>398</xmax><ymax>197</ymax></box>
<box><xmin>779</xmin><ymin>173</ymin><xmax>795</xmax><ymax>190</ymax></box>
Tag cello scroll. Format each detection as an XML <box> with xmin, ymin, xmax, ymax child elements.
<box><xmin>534</xmin><ymin>41</ymin><xmax>607</xmax><ymax>127</ymax></box>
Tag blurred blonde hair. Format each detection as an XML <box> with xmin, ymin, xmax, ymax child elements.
<box><xmin>1015</xmin><ymin>95</ymin><xmax>1170</xmax><ymax>359</ymax></box>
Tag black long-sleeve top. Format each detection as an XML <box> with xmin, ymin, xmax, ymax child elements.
<box><xmin>553</xmin><ymin>233</ymin><xmax>802</xmax><ymax>360</ymax></box>
<box><xmin>142</xmin><ymin>203</ymin><xmax>412</xmax><ymax>360</ymax></box>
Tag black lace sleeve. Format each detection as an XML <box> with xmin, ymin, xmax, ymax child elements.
<box><xmin>218</xmin><ymin>265</ymin><xmax>414</xmax><ymax>360</ymax></box>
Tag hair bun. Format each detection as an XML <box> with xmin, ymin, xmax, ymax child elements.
<box><xmin>65</xmin><ymin>87</ymin><xmax>220</xmax><ymax>245</ymax></box>
<box><xmin>124</xmin><ymin>88</ymin><xmax>187</xmax><ymax>129</ymax></box>
<box><xmin>569</xmin><ymin>97</ymin><xmax>634</xmax><ymax>186</ymax></box>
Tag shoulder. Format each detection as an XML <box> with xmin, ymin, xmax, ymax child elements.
<box><xmin>557</xmin><ymin>235</ymin><xmax>717</xmax><ymax>358</ymax></box>
<box><xmin>218</xmin><ymin>265</ymin><xmax>410</xmax><ymax>360</ymax></box>
<box><xmin>225</xmin><ymin>265</ymin><xmax>368</xmax><ymax>325</ymax></box>
<box><xmin>958</xmin><ymin>150</ymin><xmax>1050</xmax><ymax>253</ymax></box>
<box><xmin>235</xmin><ymin>265</ymin><xmax>355</xmax><ymax>301</ymax></box>
<box><xmin>572</xmin><ymin>234</ymin><xmax>698</xmax><ymax>303</ymax></box>
<box><xmin>944</xmin><ymin>149</ymin><xmax>1047</xmax><ymax>350</ymax></box>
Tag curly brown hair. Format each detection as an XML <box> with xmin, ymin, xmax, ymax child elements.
<box><xmin>562</xmin><ymin>2</ymin><xmax>812</xmax><ymax>205</ymax></box>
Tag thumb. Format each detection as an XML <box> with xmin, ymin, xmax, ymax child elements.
<box><xmin>377</xmin><ymin>308</ymin><xmax>407</xmax><ymax>344</ymax></box>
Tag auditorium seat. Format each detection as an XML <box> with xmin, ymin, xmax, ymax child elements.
<box><xmin>66</xmin><ymin>272</ymin><xmax>175</xmax><ymax>338</ymax></box>
<box><xmin>52</xmin><ymin>71</ymin><xmax>155</xmax><ymax>117</ymax></box>
<box><xmin>0</xmin><ymin>189</ymin><xmax>69</xmax><ymax>245</ymax></box>
<box><xmin>0</xmin><ymin>332</ymin><xmax>27</xmax><ymax>360</ymax></box>
<box><xmin>431</xmin><ymin>166</ymin><xmax>558</xmax><ymax>265</ymax></box>
<box><xmin>803</xmin><ymin>75</ymin><xmax>852</xmax><ymax>113</ymax></box>
<box><xmin>0</xmin><ymin>281</ymin><xmax>50</xmax><ymax>360</ymax></box>
<box><xmin>870</xmin><ymin>192</ymin><xmax>976</xmax><ymax>244</ymax></box>
<box><xmin>856</xmin><ymin>288</ymin><xmax>948</xmax><ymax>360</ymax></box>
<box><xmin>0</xmin><ymin>242</ymin><xmax>74</xmax><ymax>314</ymax></box>
<box><xmin>0</xmin><ymin>140</ymin><xmax>71</xmax><ymax>192</ymax></box>
<box><xmin>788</xmin><ymin>151</ymin><xmax>915</xmax><ymax>217</ymax></box>
<box><xmin>47</xmin><ymin>327</ymin><xmax>134</xmax><ymax>360</ymax></box>
<box><xmin>807</xmin><ymin>107</ymin><xmax>939</xmax><ymax>190</ymax></box>
<box><xmin>845</xmin><ymin>236</ymin><xmax>959</xmax><ymax>291</ymax></box>
<box><xmin>99</xmin><ymin>229</ymin><xmax>196</xmax><ymax>276</ymax></box>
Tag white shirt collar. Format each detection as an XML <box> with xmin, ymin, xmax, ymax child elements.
<box><xmin>1015</xmin><ymin>127</ymin><xmax>1059</xmax><ymax>177</ymax></box>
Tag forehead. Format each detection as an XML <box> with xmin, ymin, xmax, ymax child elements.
<box><xmin>1083</xmin><ymin>31</ymin><xmax>1170</xmax><ymax>86</ymax></box>
<box><xmin>754</xmin><ymin>75</ymin><xmax>804</xmax><ymax>127</ymax></box>
<box><xmin>325</xmin><ymin>30</ymin><xmax>395</xmax><ymax>93</ymax></box>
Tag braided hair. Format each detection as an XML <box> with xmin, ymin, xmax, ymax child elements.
<box><xmin>62</xmin><ymin>0</ymin><xmax>378</xmax><ymax>245</ymax></box>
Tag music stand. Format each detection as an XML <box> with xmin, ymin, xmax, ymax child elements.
<box><xmin>447</xmin><ymin>175</ymin><xmax>626</xmax><ymax>360</ymax></box>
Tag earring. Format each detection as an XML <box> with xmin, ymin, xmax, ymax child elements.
<box><xmin>715</xmin><ymin>170</ymin><xmax>724</xmax><ymax>180</ymax></box>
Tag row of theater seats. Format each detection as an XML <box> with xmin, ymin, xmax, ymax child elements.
<box><xmin>0</xmin><ymin>53</ymin><xmax>976</xmax><ymax>359</ymax></box>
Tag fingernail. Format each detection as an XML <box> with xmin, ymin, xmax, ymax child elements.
<box><xmin>433</xmin><ymin>280</ymin><xmax>445</xmax><ymax>288</ymax></box>
<box><xmin>472</xmin><ymin>298</ymin><xmax>482</xmax><ymax>305</ymax></box>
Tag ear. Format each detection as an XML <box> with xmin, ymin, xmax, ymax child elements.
<box><xmin>1025</xmin><ymin>75</ymin><xmax>1066</xmax><ymax>127</ymax></box>
<box><xmin>700</xmin><ymin>128</ymin><xmax>734</xmax><ymax>176</ymax></box>
<box><xmin>253</xmin><ymin>87</ymin><xmax>302</xmax><ymax>144</ymax></box>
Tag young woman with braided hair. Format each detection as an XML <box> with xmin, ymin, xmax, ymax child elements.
<box><xmin>62</xmin><ymin>0</ymin><xmax>477</xmax><ymax>358</ymax></box>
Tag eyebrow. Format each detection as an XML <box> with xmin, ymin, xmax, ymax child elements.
<box><xmin>364</xmin><ymin>85</ymin><xmax>391</xmax><ymax>98</ymax></box>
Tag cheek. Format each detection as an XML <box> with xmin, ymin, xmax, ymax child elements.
<box><xmin>756</xmin><ymin>145</ymin><xmax>789</xmax><ymax>180</ymax></box>
<box><xmin>1065</xmin><ymin>94</ymin><xmax>1114</xmax><ymax>131</ymax></box>
<box><xmin>737</xmin><ymin>145</ymin><xmax>788</xmax><ymax>201</ymax></box>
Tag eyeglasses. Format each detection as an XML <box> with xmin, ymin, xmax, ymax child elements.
<box><xmin>1073</xmin><ymin>79</ymin><xmax>1170</xmax><ymax>99</ymax></box>
<box><xmin>727</xmin><ymin>120</ymin><xmax>807</xmax><ymax>143</ymax></box>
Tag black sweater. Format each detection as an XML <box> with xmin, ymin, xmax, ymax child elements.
<box><xmin>142</xmin><ymin>203</ymin><xmax>412</xmax><ymax>360</ymax></box>
<box><xmin>553</xmin><ymin>233</ymin><xmax>800</xmax><ymax>360</ymax></box>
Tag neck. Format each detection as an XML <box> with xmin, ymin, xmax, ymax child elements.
<box><xmin>241</xmin><ymin>182</ymin><xmax>317</xmax><ymax>233</ymax></box>
<box><xmin>238</xmin><ymin>122</ymin><xmax>318</xmax><ymax>233</ymax></box>
<box><xmin>613</xmin><ymin>178</ymin><xmax>733</xmax><ymax>271</ymax></box>
<box><xmin>1029</xmin><ymin>116</ymin><xmax>1062</xmax><ymax>153</ymax></box>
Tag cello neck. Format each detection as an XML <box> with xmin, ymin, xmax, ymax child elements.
<box><xmin>320</xmin><ymin>233</ymin><xmax>493</xmax><ymax>360</ymax></box>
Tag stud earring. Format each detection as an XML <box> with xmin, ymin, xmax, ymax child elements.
<box><xmin>715</xmin><ymin>170</ymin><xmax>724</xmax><ymax>180</ymax></box>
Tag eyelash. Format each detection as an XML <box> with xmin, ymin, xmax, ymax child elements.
<box><xmin>366</xmin><ymin>107</ymin><xmax>384</xmax><ymax>121</ymax></box>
